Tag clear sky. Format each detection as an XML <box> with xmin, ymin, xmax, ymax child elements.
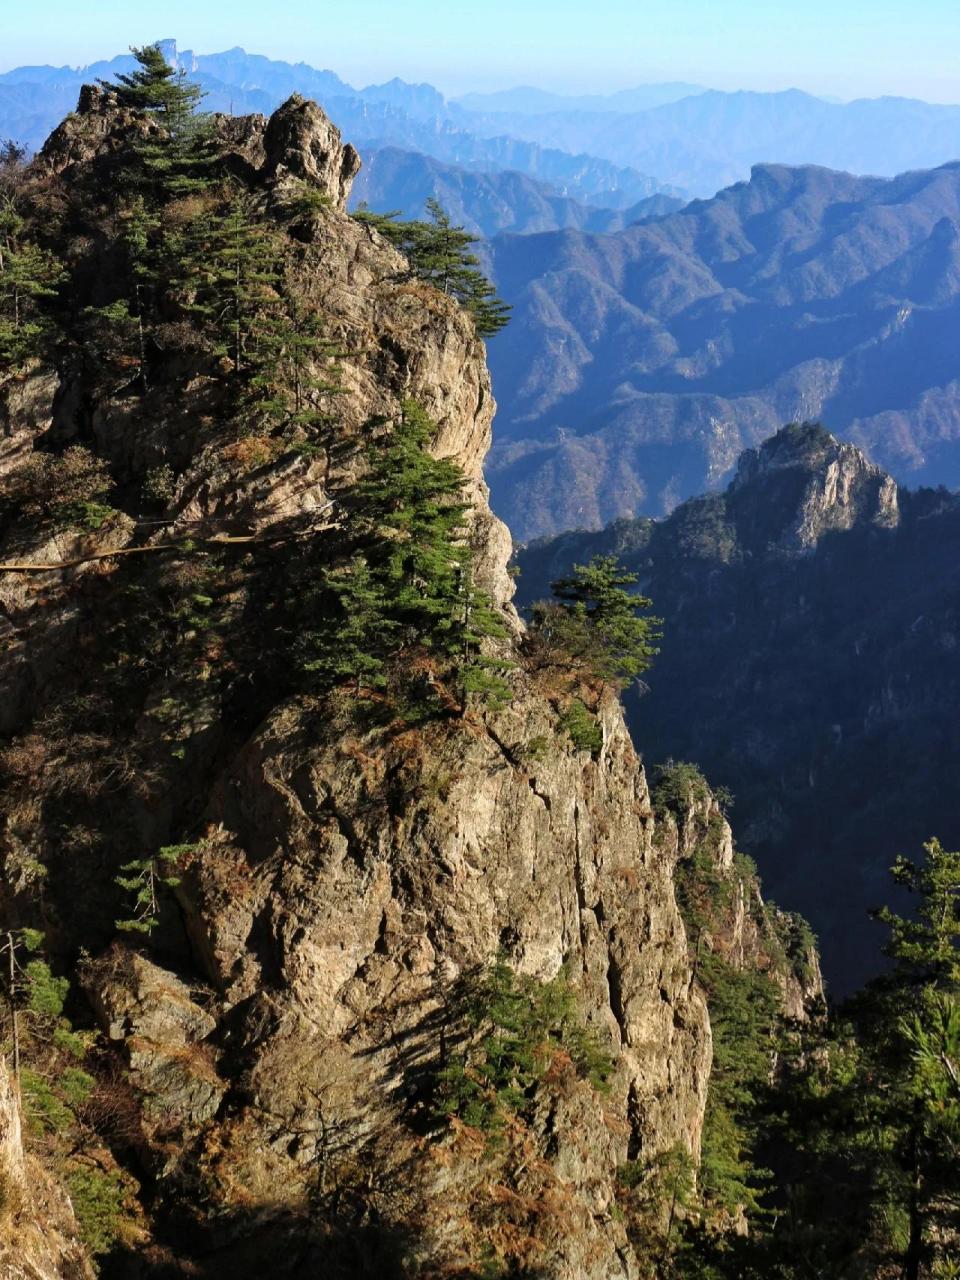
<box><xmin>2</xmin><ymin>0</ymin><xmax>958</xmax><ymax>103</ymax></box>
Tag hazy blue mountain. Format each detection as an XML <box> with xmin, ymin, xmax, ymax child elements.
<box><xmin>457</xmin><ymin>88</ymin><xmax>960</xmax><ymax>195</ymax></box>
<box><xmin>514</xmin><ymin>424</ymin><xmax>960</xmax><ymax>990</ymax></box>
<box><xmin>453</xmin><ymin>82</ymin><xmax>705</xmax><ymax>115</ymax></box>
<box><xmin>484</xmin><ymin>160</ymin><xmax>960</xmax><ymax>540</ymax></box>
<box><xmin>349</xmin><ymin>146</ymin><xmax>685</xmax><ymax>236</ymax></box>
<box><xmin>0</xmin><ymin>42</ymin><xmax>677</xmax><ymax>209</ymax></box>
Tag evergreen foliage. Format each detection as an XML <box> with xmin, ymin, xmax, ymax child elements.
<box><xmin>115</xmin><ymin>844</ymin><xmax>189</xmax><ymax>934</ymax></box>
<box><xmin>299</xmin><ymin>401</ymin><xmax>511</xmax><ymax>710</ymax></box>
<box><xmin>558</xmin><ymin>699</ymin><xmax>603</xmax><ymax>754</ymax></box>
<box><xmin>657</xmin><ymin>837</ymin><xmax>960</xmax><ymax>1280</ymax></box>
<box><xmin>529</xmin><ymin>555</ymin><xmax>661</xmax><ymax>688</ymax></box>
<box><xmin>353</xmin><ymin>200</ymin><xmax>510</xmax><ymax>336</ymax></box>
<box><xmin>0</xmin><ymin>143</ymin><xmax>62</xmax><ymax>367</ymax></box>
<box><xmin>101</xmin><ymin>44</ymin><xmax>204</xmax><ymax>119</ymax></box>
<box><xmin>435</xmin><ymin>954</ymin><xmax>613</xmax><ymax>1136</ymax></box>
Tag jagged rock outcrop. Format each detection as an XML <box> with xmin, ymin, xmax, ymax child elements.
<box><xmin>730</xmin><ymin>423</ymin><xmax>899</xmax><ymax>552</ymax></box>
<box><xmin>666</xmin><ymin>788</ymin><xmax>824</xmax><ymax>1020</ymax></box>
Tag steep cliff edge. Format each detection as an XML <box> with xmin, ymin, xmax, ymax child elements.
<box><xmin>0</xmin><ymin>91</ymin><xmax>812</xmax><ymax>1277</ymax></box>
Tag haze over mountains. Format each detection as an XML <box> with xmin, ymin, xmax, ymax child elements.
<box><xmin>4</xmin><ymin>41</ymin><xmax>960</xmax><ymax>202</ymax></box>
<box><xmin>459</xmin><ymin>89</ymin><xmax>960</xmax><ymax>197</ymax></box>
<box><xmin>487</xmin><ymin>160</ymin><xmax>960</xmax><ymax>539</ymax></box>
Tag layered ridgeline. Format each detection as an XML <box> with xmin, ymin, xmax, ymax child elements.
<box><xmin>349</xmin><ymin>147</ymin><xmax>686</xmax><ymax>239</ymax></box>
<box><xmin>449</xmin><ymin>88</ymin><xmax>960</xmax><ymax>198</ymax></box>
<box><xmin>0</xmin><ymin>67</ymin><xmax>819</xmax><ymax>1279</ymax></box>
<box><xmin>515</xmin><ymin>424</ymin><xmax>960</xmax><ymax>990</ymax></box>
<box><xmin>486</xmin><ymin>162</ymin><xmax>960</xmax><ymax>540</ymax></box>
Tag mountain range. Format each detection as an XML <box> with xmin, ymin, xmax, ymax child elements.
<box><xmin>349</xmin><ymin>146</ymin><xmax>685</xmax><ymax>237</ymax></box>
<box><xmin>7</xmin><ymin>46</ymin><xmax>959</xmax><ymax>541</ymax></box>
<box><xmin>458</xmin><ymin>89</ymin><xmax>960</xmax><ymax>197</ymax></box>
<box><xmin>5</xmin><ymin>43</ymin><xmax>960</xmax><ymax>205</ymax></box>
<box><xmin>514</xmin><ymin>423</ymin><xmax>960</xmax><ymax>990</ymax></box>
<box><xmin>485</xmin><ymin>159</ymin><xmax>960</xmax><ymax>539</ymax></box>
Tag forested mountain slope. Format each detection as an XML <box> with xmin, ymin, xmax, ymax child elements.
<box><xmin>487</xmin><ymin>161</ymin><xmax>960</xmax><ymax>539</ymax></box>
<box><xmin>515</xmin><ymin>424</ymin><xmax>960</xmax><ymax>989</ymax></box>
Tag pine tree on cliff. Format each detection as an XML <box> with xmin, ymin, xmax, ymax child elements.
<box><xmin>353</xmin><ymin>400</ymin><xmax>508</xmax><ymax>657</ymax></box>
<box><xmin>187</xmin><ymin>188</ymin><xmax>283</xmax><ymax>379</ymax></box>
<box><xmin>103</xmin><ymin>44</ymin><xmax>214</xmax><ymax>201</ymax></box>
<box><xmin>530</xmin><ymin>555</ymin><xmax>661</xmax><ymax>687</ymax></box>
<box><xmin>300</xmin><ymin>401</ymin><xmax>510</xmax><ymax>705</ymax></box>
<box><xmin>0</xmin><ymin>143</ymin><xmax>62</xmax><ymax>367</ymax></box>
<box><xmin>353</xmin><ymin>200</ymin><xmax>511</xmax><ymax>337</ymax></box>
<box><xmin>102</xmin><ymin>44</ymin><xmax>203</xmax><ymax>122</ymax></box>
<box><xmin>246</xmin><ymin>292</ymin><xmax>344</xmax><ymax>437</ymax></box>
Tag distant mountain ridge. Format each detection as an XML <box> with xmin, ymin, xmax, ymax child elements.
<box><xmin>349</xmin><ymin>146</ymin><xmax>685</xmax><ymax>237</ymax></box>
<box><xmin>459</xmin><ymin>87</ymin><xmax>960</xmax><ymax>196</ymax></box>
<box><xmin>453</xmin><ymin>82</ymin><xmax>706</xmax><ymax>115</ymax></box>
<box><xmin>514</xmin><ymin>423</ymin><xmax>960</xmax><ymax>990</ymax></box>
<box><xmin>485</xmin><ymin>159</ymin><xmax>960</xmax><ymax>539</ymax></box>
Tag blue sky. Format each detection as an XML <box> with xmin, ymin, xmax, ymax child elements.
<box><xmin>3</xmin><ymin>0</ymin><xmax>958</xmax><ymax>102</ymax></box>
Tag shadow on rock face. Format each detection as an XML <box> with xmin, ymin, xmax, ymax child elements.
<box><xmin>98</xmin><ymin>1206</ymin><xmax>550</xmax><ymax>1279</ymax></box>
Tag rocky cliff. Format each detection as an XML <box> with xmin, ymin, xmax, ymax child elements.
<box><xmin>0</xmin><ymin>90</ymin><xmax>721</xmax><ymax>1280</ymax></box>
<box><xmin>0</xmin><ymin>91</ymin><xmax>813</xmax><ymax>1276</ymax></box>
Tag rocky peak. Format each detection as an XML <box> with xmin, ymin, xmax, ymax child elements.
<box><xmin>0</xmin><ymin>92</ymin><xmax>810</xmax><ymax>1278</ymax></box>
<box><xmin>731</xmin><ymin>422</ymin><xmax>900</xmax><ymax>552</ymax></box>
<box><xmin>260</xmin><ymin>94</ymin><xmax>361</xmax><ymax>209</ymax></box>
<box><xmin>39</xmin><ymin>85</ymin><xmax>362</xmax><ymax>212</ymax></box>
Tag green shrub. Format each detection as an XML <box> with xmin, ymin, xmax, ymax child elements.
<box><xmin>21</xmin><ymin>1068</ymin><xmax>75</xmax><ymax>1133</ymax></box>
<box><xmin>67</xmin><ymin>1166</ymin><xmax>126</xmax><ymax>1256</ymax></box>
<box><xmin>651</xmin><ymin>760</ymin><xmax>711</xmax><ymax>818</ymax></box>
<box><xmin>435</xmin><ymin>955</ymin><xmax>613</xmax><ymax>1135</ymax></box>
<box><xmin>519</xmin><ymin>734</ymin><xmax>550</xmax><ymax>763</ymax></box>
<box><xmin>559</xmin><ymin>700</ymin><xmax>603</xmax><ymax>754</ymax></box>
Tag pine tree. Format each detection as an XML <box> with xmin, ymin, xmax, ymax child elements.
<box><xmin>0</xmin><ymin>146</ymin><xmax>62</xmax><ymax>367</ymax></box>
<box><xmin>353</xmin><ymin>200</ymin><xmax>510</xmax><ymax>337</ymax></box>
<box><xmin>297</xmin><ymin>401</ymin><xmax>510</xmax><ymax>709</ymax></box>
<box><xmin>188</xmin><ymin>187</ymin><xmax>283</xmax><ymax>380</ymax></box>
<box><xmin>299</xmin><ymin>556</ymin><xmax>392</xmax><ymax>692</ymax></box>
<box><xmin>353</xmin><ymin>401</ymin><xmax>508</xmax><ymax>663</ymax></box>
<box><xmin>247</xmin><ymin>292</ymin><xmax>344</xmax><ymax>439</ymax></box>
<box><xmin>101</xmin><ymin>44</ymin><xmax>203</xmax><ymax>120</ymax></box>
<box><xmin>871</xmin><ymin>839</ymin><xmax>960</xmax><ymax>1280</ymax></box>
<box><xmin>103</xmin><ymin>45</ymin><xmax>214</xmax><ymax>202</ymax></box>
<box><xmin>530</xmin><ymin>554</ymin><xmax>661</xmax><ymax>687</ymax></box>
